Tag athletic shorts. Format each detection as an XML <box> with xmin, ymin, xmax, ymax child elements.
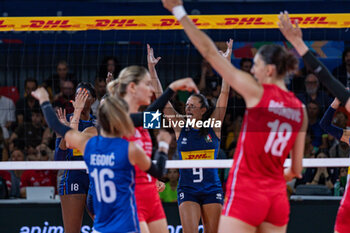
<box><xmin>222</xmin><ymin>188</ymin><xmax>290</xmax><ymax>227</ymax></box>
<box><xmin>135</xmin><ymin>183</ymin><xmax>166</xmax><ymax>223</ymax></box>
<box><xmin>335</xmin><ymin>189</ymin><xmax>350</xmax><ymax>233</ymax></box>
<box><xmin>59</xmin><ymin>170</ymin><xmax>90</xmax><ymax>195</ymax></box>
<box><xmin>177</xmin><ymin>190</ymin><xmax>224</xmax><ymax>206</ymax></box>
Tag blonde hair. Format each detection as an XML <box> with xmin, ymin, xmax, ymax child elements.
<box><xmin>98</xmin><ymin>96</ymin><xmax>134</xmax><ymax>138</ymax></box>
<box><xmin>107</xmin><ymin>65</ymin><xmax>149</xmax><ymax>97</ymax></box>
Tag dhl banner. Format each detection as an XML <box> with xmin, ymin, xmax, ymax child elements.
<box><xmin>0</xmin><ymin>14</ymin><xmax>349</xmax><ymax>31</ymax></box>
<box><xmin>181</xmin><ymin>149</ymin><xmax>215</xmax><ymax>160</ymax></box>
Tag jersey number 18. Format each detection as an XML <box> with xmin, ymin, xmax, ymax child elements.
<box><xmin>264</xmin><ymin>119</ymin><xmax>292</xmax><ymax>157</ymax></box>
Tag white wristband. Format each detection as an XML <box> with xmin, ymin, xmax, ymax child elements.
<box><xmin>172</xmin><ymin>5</ymin><xmax>187</xmax><ymax>21</ymax></box>
<box><xmin>158</xmin><ymin>141</ymin><xmax>169</xmax><ymax>151</ymax></box>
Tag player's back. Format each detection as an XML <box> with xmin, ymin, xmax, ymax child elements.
<box><xmin>231</xmin><ymin>84</ymin><xmax>304</xmax><ymax>192</ymax></box>
<box><xmin>84</xmin><ymin>136</ymin><xmax>139</xmax><ymax>233</ymax></box>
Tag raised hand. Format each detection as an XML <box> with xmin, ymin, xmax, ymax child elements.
<box><xmin>220</xmin><ymin>39</ymin><xmax>233</xmax><ymax>61</ymax></box>
<box><xmin>278</xmin><ymin>11</ymin><xmax>303</xmax><ymax>44</ymax></box>
<box><xmin>31</xmin><ymin>87</ymin><xmax>50</xmax><ymax>104</ymax></box>
<box><xmin>147</xmin><ymin>44</ymin><xmax>161</xmax><ymax>67</ymax></box>
<box><xmin>71</xmin><ymin>88</ymin><xmax>88</xmax><ymax>112</ymax></box>
<box><xmin>106</xmin><ymin>72</ymin><xmax>113</xmax><ymax>85</ymax></box>
<box><xmin>169</xmin><ymin>78</ymin><xmax>199</xmax><ymax>94</ymax></box>
<box><xmin>57</xmin><ymin>108</ymin><xmax>69</xmax><ymax>126</ymax></box>
<box><xmin>162</xmin><ymin>0</ymin><xmax>183</xmax><ymax>12</ymax></box>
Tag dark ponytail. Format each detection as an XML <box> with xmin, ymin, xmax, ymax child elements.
<box><xmin>257</xmin><ymin>44</ymin><xmax>298</xmax><ymax>76</ymax></box>
<box><xmin>190</xmin><ymin>93</ymin><xmax>214</xmax><ymax>137</ymax></box>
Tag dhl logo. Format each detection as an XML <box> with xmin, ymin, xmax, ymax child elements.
<box><xmin>158</xmin><ymin>18</ymin><xmax>202</xmax><ymax>26</ymax></box>
<box><xmin>221</xmin><ymin>17</ymin><xmax>271</xmax><ymax>25</ymax></box>
<box><xmin>73</xmin><ymin>148</ymin><xmax>83</xmax><ymax>156</ymax></box>
<box><xmin>93</xmin><ymin>19</ymin><xmax>139</xmax><ymax>28</ymax></box>
<box><xmin>181</xmin><ymin>149</ymin><xmax>215</xmax><ymax>160</ymax></box>
<box><xmin>290</xmin><ymin>17</ymin><xmax>336</xmax><ymax>25</ymax></box>
<box><xmin>25</xmin><ymin>20</ymin><xmax>73</xmax><ymax>28</ymax></box>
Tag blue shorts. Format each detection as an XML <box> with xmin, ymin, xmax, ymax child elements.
<box><xmin>59</xmin><ymin>169</ymin><xmax>90</xmax><ymax>195</ymax></box>
<box><xmin>86</xmin><ymin>184</ymin><xmax>94</xmax><ymax>216</ymax></box>
<box><xmin>177</xmin><ymin>190</ymin><xmax>224</xmax><ymax>206</ymax></box>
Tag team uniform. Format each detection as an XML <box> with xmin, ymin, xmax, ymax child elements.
<box><xmin>127</xmin><ymin>126</ymin><xmax>166</xmax><ymax>223</ymax></box>
<box><xmin>84</xmin><ymin>136</ymin><xmax>139</xmax><ymax>233</ymax></box>
<box><xmin>177</xmin><ymin>127</ymin><xmax>223</xmax><ymax>206</ymax></box>
<box><xmin>334</xmin><ymin>163</ymin><xmax>350</xmax><ymax>232</ymax></box>
<box><xmin>223</xmin><ymin>84</ymin><xmax>304</xmax><ymax>226</ymax></box>
<box><xmin>55</xmin><ymin>114</ymin><xmax>95</xmax><ymax>195</ymax></box>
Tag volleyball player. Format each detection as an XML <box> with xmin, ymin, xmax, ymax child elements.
<box><xmin>32</xmin><ymin>87</ymin><xmax>168</xmax><ymax>233</ymax></box>
<box><xmin>147</xmin><ymin>42</ymin><xmax>231</xmax><ymax>233</ymax></box>
<box><xmin>55</xmin><ymin>82</ymin><xmax>96</xmax><ymax>233</ymax></box>
<box><xmin>162</xmin><ymin>1</ymin><xmax>307</xmax><ymax>232</ymax></box>
<box><xmin>107</xmin><ymin>65</ymin><xmax>198</xmax><ymax>233</ymax></box>
<box><xmin>319</xmin><ymin>97</ymin><xmax>350</xmax><ymax>233</ymax></box>
<box><xmin>277</xmin><ymin>12</ymin><xmax>350</xmax><ymax>113</ymax></box>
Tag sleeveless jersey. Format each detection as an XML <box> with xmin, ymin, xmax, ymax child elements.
<box><xmin>127</xmin><ymin>126</ymin><xmax>154</xmax><ymax>184</ymax></box>
<box><xmin>226</xmin><ymin>84</ymin><xmax>304</xmax><ymax>195</ymax></box>
<box><xmin>84</xmin><ymin>136</ymin><xmax>139</xmax><ymax>233</ymax></box>
<box><xmin>177</xmin><ymin>127</ymin><xmax>222</xmax><ymax>194</ymax></box>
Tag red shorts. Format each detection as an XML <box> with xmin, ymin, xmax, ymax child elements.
<box><xmin>222</xmin><ymin>188</ymin><xmax>290</xmax><ymax>227</ymax></box>
<box><xmin>335</xmin><ymin>188</ymin><xmax>350</xmax><ymax>233</ymax></box>
<box><xmin>135</xmin><ymin>182</ymin><xmax>166</xmax><ymax>223</ymax></box>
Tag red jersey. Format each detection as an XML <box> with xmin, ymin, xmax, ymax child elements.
<box><xmin>224</xmin><ymin>84</ymin><xmax>303</xmax><ymax>216</ymax></box>
<box><xmin>128</xmin><ymin>126</ymin><xmax>155</xmax><ymax>184</ymax></box>
<box><xmin>20</xmin><ymin>170</ymin><xmax>57</xmax><ymax>191</ymax></box>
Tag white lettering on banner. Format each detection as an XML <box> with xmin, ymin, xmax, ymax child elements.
<box><xmin>19</xmin><ymin>223</ymin><xmax>203</xmax><ymax>233</ymax></box>
<box><xmin>268</xmin><ymin>100</ymin><xmax>301</xmax><ymax>123</ymax></box>
<box><xmin>90</xmin><ymin>153</ymin><xmax>115</xmax><ymax>166</ymax></box>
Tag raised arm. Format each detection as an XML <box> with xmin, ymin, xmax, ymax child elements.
<box><xmin>278</xmin><ymin>11</ymin><xmax>350</xmax><ymax>110</ymax></box>
<box><xmin>210</xmin><ymin>39</ymin><xmax>233</xmax><ymax>139</ymax></box>
<box><xmin>162</xmin><ymin>0</ymin><xmax>262</xmax><ymax>107</ymax></box>
<box><xmin>320</xmin><ymin>97</ymin><xmax>350</xmax><ymax>144</ymax></box>
<box><xmin>31</xmin><ymin>88</ymin><xmax>90</xmax><ymax>154</ymax></box>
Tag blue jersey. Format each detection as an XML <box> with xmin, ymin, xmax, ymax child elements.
<box><xmin>177</xmin><ymin>127</ymin><xmax>222</xmax><ymax>194</ymax></box>
<box><xmin>84</xmin><ymin>136</ymin><xmax>139</xmax><ymax>233</ymax></box>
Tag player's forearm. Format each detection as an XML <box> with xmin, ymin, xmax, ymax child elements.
<box><xmin>149</xmin><ymin>65</ymin><xmax>164</xmax><ymax>98</ymax></box>
<box><xmin>289</xmin><ymin>38</ymin><xmax>309</xmax><ymax>57</ymax></box>
<box><xmin>180</xmin><ymin>16</ymin><xmax>218</xmax><ymax>61</ymax></box>
<box><xmin>70</xmin><ymin>109</ymin><xmax>82</xmax><ymax>130</ymax></box>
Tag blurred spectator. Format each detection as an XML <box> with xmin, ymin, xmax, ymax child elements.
<box><xmin>329</xmin><ymin>111</ymin><xmax>350</xmax><ymax>158</ymax></box>
<box><xmin>20</xmin><ymin>145</ymin><xmax>57</xmax><ymax>198</ymax></box>
<box><xmin>307</xmin><ymin>101</ymin><xmax>327</xmax><ymax>148</ymax></box>
<box><xmin>303</xmin><ymin>152</ymin><xmax>338</xmax><ymax>190</ymax></box>
<box><xmin>0</xmin><ymin>169</ymin><xmax>10</xmax><ymax>199</ymax></box>
<box><xmin>239</xmin><ymin>58</ymin><xmax>253</xmax><ymax>74</ymax></box>
<box><xmin>332</xmin><ymin>48</ymin><xmax>350</xmax><ymax>88</ymax></box>
<box><xmin>339</xmin><ymin>167</ymin><xmax>348</xmax><ymax>195</ymax></box>
<box><xmin>91</xmin><ymin>77</ymin><xmax>107</xmax><ymax>116</ymax></box>
<box><xmin>10</xmin><ymin>108</ymin><xmax>46</xmax><ymax>152</ymax></box>
<box><xmin>8</xmin><ymin>149</ymin><xmax>25</xmax><ymax>198</ymax></box>
<box><xmin>15</xmin><ymin>78</ymin><xmax>40</xmax><ymax>124</ymax></box>
<box><xmin>52</xmin><ymin>79</ymin><xmax>75</xmax><ymax>114</ymax></box>
<box><xmin>0</xmin><ymin>128</ymin><xmax>9</xmax><ymax>161</ymax></box>
<box><xmin>159</xmin><ymin>169</ymin><xmax>179</xmax><ymax>203</ymax></box>
<box><xmin>44</xmin><ymin>60</ymin><xmax>76</xmax><ymax>95</ymax></box>
<box><xmin>198</xmin><ymin>59</ymin><xmax>221</xmax><ymax>93</ymax></box>
<box><xmin>98</xmin><ymin>56</ymin><xmax>121</xmax><ymax>81</ymax></box>
<box><xmin>297</xmin><ymin>73</ymin><xmax>332</xmax><ymax>112</ymax></box>
<box><xmin>0</xmin><ymin>94</ymin><xmax>15</xmax><ymax>139</ymax></box>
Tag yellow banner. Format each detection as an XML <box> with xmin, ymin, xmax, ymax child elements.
<box><xmin>181</xmin><ymin>149</ymin><xmax>215</xmax><ymax>160</ymax></box>
<box><xmin>0</xmin><ymin>14</ymin><xmax>349</xmax><ymax>31</ymax></box>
